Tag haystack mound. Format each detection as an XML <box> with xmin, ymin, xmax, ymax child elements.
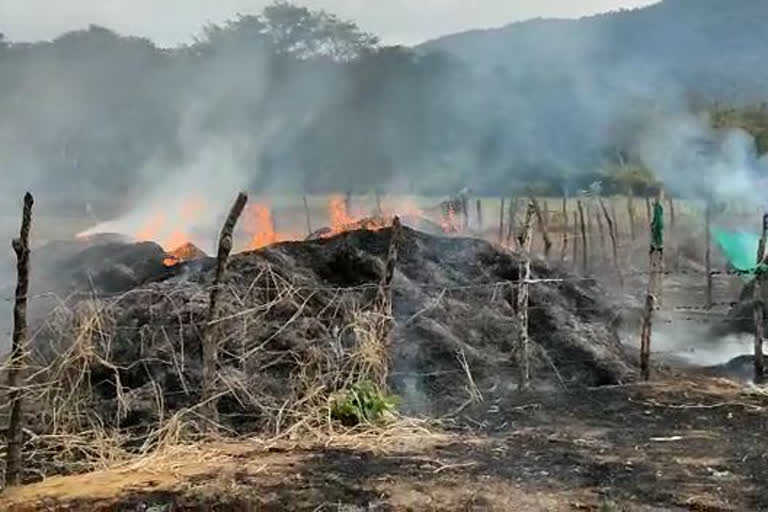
<box><xmin>36</xmin><ymin>226</ymin><xmax>634</xmax><ymax>433</ymax></box>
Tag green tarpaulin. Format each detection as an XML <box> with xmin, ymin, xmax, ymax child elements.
<box><xmin>712</xmin><ymin>228</ymin><xmax>767</xmax><ymax>277</ymax></box>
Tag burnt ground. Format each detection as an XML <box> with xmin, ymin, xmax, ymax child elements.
<box><xmin>2</xmin><ymin>377</ymin><xmax>767</xmax><ymax>512</ymax></box>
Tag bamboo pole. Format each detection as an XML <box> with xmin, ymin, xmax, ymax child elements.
<box><xmin>598</xmin><ymin>198</ymin><xmax>624</xmax><ymax>288</ymax></box>
<box><xmin>498</xmin><ymin>198</ymin><xmax>506</xmax><ymax>245</ymax></box>
<box><xmin>516</xmin><ymin>203</ymin><xmax>536</xmax><ymax>391</ymax></box>
<box><xmin>645</xmin><ymin>195</ymin><xmax>652</xmax><ymax>224</ymax></box>
<box><xmin>639</xmin><ymin>293</ymin><xmax>655</xmax><ymax>381</ymax></box>
<box><xmin>375</xmin><ymin>190</ymin><xmax>382</xmax><ymax>215</ymax></box>
<box><xmin>754</xmin><ymin>214</ymin><xmax>768</xmax><ymax>383</ymax></box>
<box><xmin>6</xmin><ymin>192</ymin><xmax>33</xmax><ymax>486</ymax></box>
<box><xmin>586</xmin><ymin>203</ymin><xmax>594</xmax><ymax>268</ymax></box>
<box><xmin>576</xmin><ymin>200</ymin><xmax>588</xmax><ymax>274</ymax></box>
<box><xmin>201</xmin><ymin>192</ymin><xmax>248</xmax><ymax>429</ymax></box>
<box><xmin>560</xmin><ymin>196</ymin><xmax>568</xmax><ymax>263</ymax></box>
<box><xmin>303</xmin><ymin>195</ymin><xmax>313</xmax><ymax>236</ymax></box>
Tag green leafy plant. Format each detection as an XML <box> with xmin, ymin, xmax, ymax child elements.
<box><xmin>330</xmin><ymin>380</ymin><xmax>399</xmax><ymax>426</ymax></box>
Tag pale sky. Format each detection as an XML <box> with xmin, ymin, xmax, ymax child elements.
<box><xmin>0</xmin><ymin>0</ymin><xmax>659</xmax><ymax>46</ymax></box>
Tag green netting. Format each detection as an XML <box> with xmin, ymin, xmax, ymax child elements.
<box><xmin>712</xmin><ymin>228</ymin><xmax>767</xmax><ymax>278</ymax></box>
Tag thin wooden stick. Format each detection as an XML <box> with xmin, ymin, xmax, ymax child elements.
<box><xmin>572</xmin><ymin>211</ymin><xmax>579</xmax><ymax>270</ymax></box>
<box><xmin>476</xmin><ymin>199</ymin><xmax>483</xmax><ymax>233</ymax></box>
<box><xmin>201</xmin><ymin>192</ymin><xmax>248</xmax><ymax>429</ymax></box>
<box><xmin>529</xmin><ymin>195</ymin><xmax>552</xmax><ymax>260</ymax></box>
<box><xmin>595</xmin><ymin>201</ymin><xmax>606</xmax><ymax>254</ymax></box>
<box><xmin>576</xmin><ymin>200</ymin><xmax>588</xmax><ymax>274</ymax></box>
<box><xmin>639</xmin><ymin>293</ymin><xmax>655</xmax><ymax>381</ymax></box>
<box><xmin>627</xmin><ymin>191</ymin><xmax>637</xmax><ymax>241</ymax></box>
<box><xmin>754</xmin><ymin>214</ymin><xmax>768</xmax><ymax>383</ymax></box>
<box><xmin>375</xmin><ymin>190</ymin><xmax>382</xmax><ymax>215</ymax></box>
<box><xmin>506</xmin><ymin>198</ymin><xmax>517</xmax><ymax>247</ymax></box>
<box><xmin>641</xmin><ymin>195</ymin><xmax>665</xmax><ymax>381</ymax></box>
<box><xmin>517</xmin><ymin>203</ymin><xmax>535</xmax><ymax>391</ymax></box>
<box><xmin>6</xmin><ymin>192</ymin><xmax>33</xmax><ymax>486</ymax></box>
<box><xmin>667</xmin><ymin>196</ymin><xmax>676</xmax><ymax>230</ymax></box>
<box><xmin>705</xmin><ymin>200</ymin><xmax>713</xmax><ymax>309</ymax></box>
<box><xmin>498</xmin><ymin>198</ymin><xmax>506</xmax><ymax>245</ymax></box>
<box><xmin>598</xmin><ymin>198</ymin><xmax>624</xmax><ymax>287</ymax></box>
<box><xmin>303</xmin><ymin>195</ymin><xmax>313</xmax><ymax>236</ymax></box>
<box><xmin>560</xmin><ymin>196</ymin><xmax>568</xmax><ymax>263</ymax></box>
<box><xmin>645</xmin><ymin>195</ymin><xmax>652</xmax><ymax>225</ymax></box>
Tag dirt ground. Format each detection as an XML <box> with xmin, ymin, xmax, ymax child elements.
<box><xmin>2</xmin><ymin>376</ymin><xmax>766</xmax><ymax>512</ymax></box>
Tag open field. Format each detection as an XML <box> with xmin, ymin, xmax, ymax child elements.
<box><xmin>0</xmin><ymin>192</ymin><xmax>766</xmax><ymax>511</ymax></box>
<box><xmin>2</xmin><ymin>377</ymin><xmax>766</xmax><ymax>511</ymax></box>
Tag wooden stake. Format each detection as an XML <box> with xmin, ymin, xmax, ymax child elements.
<box><xmin>461</xmin><ymin>196</ymin><xmax>469</xmax><ymax>233</ymax></box>
<box><xmin>498</xmin><ymin>198</ymin><xmax>506</xmax><ymax>245</ymax></box>
<box><xmin>645</xmin><ymin>195</ymin><xmax>652</xmax><ymax>225</ymax></box>
<box><xmin>585</xmin><ymin>203</ymin><xmax>593</xmax><ymax>266</ymax></box>
<box><xmin>595</xmin><ymin>202</ymin><xmax>607</xmax><ymax>254</ymax></box>
<box><xmin>572</xmin><ymin>211</ymin><xmax>579</xmax><ymax>270</ymax></box>
<box><xmin>627</xmin><ymin>191</ymin><xmax>637</xmax><ymax>241</ymax></box>
<box><xmin>476</xmin><ymin>199</ymin><xmax>483</xmax><ymax>232</ymax></box>
<box><xmin>598</xmin><ymin>198</ymin><xmax>624</xmax><ymax>287</ymax></box>
<box><xmin>576</xmin><ymin>200</ymin><xmax>588</xmax><ymax>274</ymax></box>
<box><xmin>667</xmin><ymin>197</ymin><xmax>676</xmax><ymax>230</ymax></box>
<box><xmin>611</xmin><ymin>202</ymin><xmax>620</xmax><ymax>241</ymax></box>
<box><xmin>344</xmin><ymin>191</ymin><xmax>352</xmax><ymax>218</ymax></box>
<box><xmin>529</xmin><ymin>195</ymin><xmax>552</xmax><ymax>260</ymax></box>
<box><xmin>506</xmin><ymin>198</ymin><xmax>518</xmax><ymax>246</ymax></box>
<box><xmin>754</xmin><ymin>214</ymin><xmax>768</xmax><ymax>384</ymax></box>
<box><xmin>303</xmin><ymin>195</ymin><xmax>313</xmax><ymax>236</ymax></box>
<box><xmin>6</xmin><ymin>192</ymin><xmax>33</xmax><ymax>486</ymax></box>
<box><xmin>516</xmin><ymin>203</ymin><xmax>535</xmax><ymax>391</ymax></box>
<box><xmin>560</xmin><ymin>196</ymin><xmax>568</xmax><ymax>263</ymax></box>
<box><xmin>639</xmin><ymin>293</ymin><xmax>655</xmax><ymax>381</ymax></box>
<box><xmin>201</xmin><ymin>192</ymin><xmax>248</xmax><ymax>429</ymax></box>
<box><xmin>641</xmin><ymin>196</ymin><xmax>665</xmax><ymax>381</ymax></box>
<box><xmin>705</xmin><ymin>200</ymin><xmax>713</xmax><ymax>309</ymax></box>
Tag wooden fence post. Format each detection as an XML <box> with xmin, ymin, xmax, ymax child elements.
<box><xmin>374</xmin><ymin>217</ymin><xmax>403</xmax><ymax>386</ymax></box>
<box><xmin>516</xmin><ymin>203</ymin><xmax>536</xmax><ymax>391</ymax></box>
<box><xmin>667</xmin><ymin>197</ymin><xmax>676</xmax><ymax>230</ymax></box>
<box><xmin>201</xmin><ymin>192</ymin><xmax>248</xmax><ymax>429</ymax></box>
<box><xmin>506</xmin><ymin>198</ymin><xmax>518</xmax><ymax>247</ymax></box>
<box><xmin>641</xmin><ymin>194</ymin><xmax>665</xmax><ymax>381</ymax></box>
<box><xmin>6</xmin><ymin>192</ymin><xmax>33</xmax><ymax>486</ymax></box>
<box><xmin>303</xmin><ymin>195</ymin><xmax>313</xmax><ymax>236</ymax></box>
<box><xmin>576</xmin><ymin>200</ymin><xmax>588</xmax><ymax>274</ymax></box>
<box><xmin>705</xmin><ymin>199</ymin><xmax>713</xmax><ymax>309</ymax></box>
<box><xmin>572</xmin><ymin>211</ymin><xmax>579</xmax><ymax>270</ymax></box>
<box><xmin>627</xmin><ymin>191</ymin><xmax>637</xmax><ymax>241</ymax></box>
<box><xmin>595</xmin><ymin>201</ymin><xmax>606</xmax><ymax>254</ymax></box>
<box><xmin>498</xmin><ymin>198</ymin><xmax>506</xmax><ymax>244</ymax></box>
<box><xmin>598</xmin><ymin>198</ymin><xmax>624</xmax><ymax>288</ymax></box>
<box><xmin>560</xmin><ymin>196</ymin><xmax>568</xmax><ymax>263</ymax></box>
<box><xmin>645</xmin><ymin>195</ymin><xmax>652</xmax><ymax>225</ymax></box>
<box><xmin>753</xmin><ymin>214</ymin><xmax>768</xmax><ymax>383</ymax></box>
<box><xmin>476</xmin><ymin>199</ymin><xmax>483</xmax><ymax>233</ymax></box>
<box><xmin>529</xmin><ymin>195</ymin><xmax>552</xmax><ymax>260</ymax></box>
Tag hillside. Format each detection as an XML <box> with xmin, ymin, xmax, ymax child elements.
<box><xmin>419</xmin><ymin>0</ymin><xmax>768</xmax><ymax>103</ymax></box>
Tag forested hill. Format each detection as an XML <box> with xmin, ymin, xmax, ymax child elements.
<box><xmin>1</xmin><ymin>0</ymin><xmax>767</xmax><ymax>216</ymax></box>
<box><xmin>419</xmin><ymin>0</ymin><xmax>768</xmax><ymax>103</ymax></box>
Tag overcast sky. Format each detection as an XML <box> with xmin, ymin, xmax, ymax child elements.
<box><xmin>0</xmin><ymin>0</ymin><xmax>659</xmax><ymax>46</ymax></box>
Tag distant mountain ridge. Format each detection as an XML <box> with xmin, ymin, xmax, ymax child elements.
<box><xmin>418</xmin><ymin>0</ymin><xmax>768</xmax><ymax>103</ymax></box>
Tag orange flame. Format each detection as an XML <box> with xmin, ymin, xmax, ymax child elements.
<box><xmin>244</xmin><ymin>204</ymin><xmax>278</xmax><ymax>249</ymax></box>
